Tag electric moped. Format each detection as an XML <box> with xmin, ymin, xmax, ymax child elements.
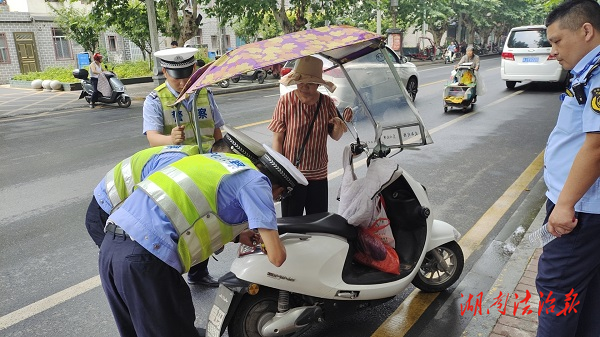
<box><xmin>72</xmin><ymin>67</ymin><xmax>131</xmax><ymax>108</ymax></box>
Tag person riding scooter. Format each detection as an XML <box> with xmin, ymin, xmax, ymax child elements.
<box><xmin>72</xmin><ymin>61</ymin><xmax>132</xmax><ymax>108</ymax></box>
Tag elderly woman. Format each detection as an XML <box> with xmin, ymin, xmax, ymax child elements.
<box><xmin>455</xmin><ymin>45</ymin><xmax>483</xmax><ymax>102</ymax></box>
<box><xmin>456</xmin><ymin>45</ymin><xmax>480</xmax><ymax>71</ymax></box>
<box><xmin>268</xmin><ymin>56</ymin><xmax>349</xmax><ymax>217</ymax></box>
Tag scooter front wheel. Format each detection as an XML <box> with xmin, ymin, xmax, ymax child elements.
<box><xmin>117</xmin><ymin>96</ymin><xmax>131</xmax><ymax>108</ymax></box>
<box><xmin>228</xmin><ymin>287</ymin><xmax>293</xmax><ymax>337</ymax></box>
<box><xmin>412</xmin><ymin>241</ymin><xmax>464</xmax><ymax>293</ymax></box>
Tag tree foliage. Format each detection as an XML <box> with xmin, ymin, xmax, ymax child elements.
<box><xmin>91</xmin><ymin>0</ymin><xmax>152</xmax><ymax>59</ymax></box>
<box><xmin>56</xmin><ymin>0</ymin><xmax>570</xmax><ymax>60</ymax></box>
<box><xmin>90</xmin><ymin>0</ymin><xmax>201</xmax><ymax>52</ymax></box>
<box><xmin>49</xmin><ymin>0</ymin><xmax>102</xmax><ymax>53</ymax></box>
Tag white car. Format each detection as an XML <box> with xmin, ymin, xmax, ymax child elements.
<box><xmin>500</xmin><ymin>25</ymin><xmax>569</xmax><ymax>89</ymax></box>
<box><xmin>279</xmin><ymin>46</ymin><xmax>419</xmax><ymax>104</ymax></box>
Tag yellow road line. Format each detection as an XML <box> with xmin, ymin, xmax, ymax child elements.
<box><xmin>371</xmin><ymin>150</ymin><xmax>545</xmax><ymax>337</ymax></box>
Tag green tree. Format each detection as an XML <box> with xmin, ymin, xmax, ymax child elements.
<box><xmin>49</xmin><ymin>0</ymin><xmax>102</xmax><ymax>53</ymax></box>
<box><xmin>201</xmin><ymin>0</ymin><xmax>354</xmax><ymax>35</ymax></box>
<box><xmin>91</xmin><ymin>0</ymin><xmax>202</xmax><ymax>49</ymax></box>
<box><xmin>91</xmin><ymin>0</ymin><xmax>152</xmax><ymax>60</ymax></box>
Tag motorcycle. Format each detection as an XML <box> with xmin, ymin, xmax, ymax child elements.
<box><xmin>230</xmin><ymin>69</ymin><xmax>267</xmax><ymax>84</ymax></box>
<box><xmin>72</xmin><ymin>66</ymin><xmax>131</xmax><ymax>108</ymax></box>
<box><xmin>175</xmin><ymin>26</ymin><xmax>464</xmax><ymax>337</ymax></box>
<box><xmin>444</xmin><ymin>49</ymin><xmax>456</xmax><ymax>64</ymax></box>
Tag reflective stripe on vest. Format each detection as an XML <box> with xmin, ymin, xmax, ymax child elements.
<box><xmin>104</xmin><ymin>145</ymin><xmax>199</xmax><ymax>211</ymax></box>
<box><xmin>154</xmin><ymin>84</ymin><xmax>215</xmax><ymax>152</ymax></box>
<box><xmin>137</xmin><ymin>153</ymin><xmax>256</xmax><ymax>272</ymax></box>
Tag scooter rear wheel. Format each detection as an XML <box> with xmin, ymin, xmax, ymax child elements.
<box><xmin>228</xmin><ymin>287</ymin><xmax>293</xmax><ymax>337</ymax></box>
<box><xmin>412</xmin><ymin>241</ymin><xmax>464</xmax><ymax>293</ymax></box>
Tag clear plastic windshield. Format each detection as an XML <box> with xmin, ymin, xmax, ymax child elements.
<box><xmin>319</xmin><ymin>47</ymin><xmax>433</xmax><ymax>151</ymax></box>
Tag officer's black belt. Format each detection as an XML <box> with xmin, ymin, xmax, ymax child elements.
<box><xmin>105</xmin><ymin>221</ymin><xmax>130</xmax><ymax>238</ymax></box>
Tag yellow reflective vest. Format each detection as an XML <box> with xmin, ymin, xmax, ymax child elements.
<box><xmin>154</xmin><ymin>83</ymin><xmax>215</xmax><ymax>152</ymax></box>
<box><xmin>137</xmin><ymin>153</ymin><xmax>256</xmax><ymax>272</ymax></box>
<box><xmin>104</xmin><ymin>145</ymin><xmax>199</xmax><ymax>212</ymax></box>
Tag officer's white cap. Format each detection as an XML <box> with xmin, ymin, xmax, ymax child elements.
<box><xmin>154</xmin><ymin>47</ymin><xmax>198</xmax><ymax>79</ymax></box>
<box><xmin>223</xmin><ymin>125</ymin><xmax>266</xmax><ymax>163</ymax></box>
<box><xmin>259</xmin><ymin>144</ymin><xmax>308</xmax><ymax>188</ymax></box>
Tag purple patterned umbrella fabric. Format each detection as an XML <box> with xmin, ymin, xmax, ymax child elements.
<box><xmin>176</xmin><ymin>25</ymin><xmax>383</xmax><ymax>103</ymax></box>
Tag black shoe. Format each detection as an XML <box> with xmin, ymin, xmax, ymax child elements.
<box><xmin>187</xmin><ymin>274</ymin><xmax>219</xmax><ymax>287</ymax></box>
<box><xmin>196</xmin><ymin>327</ymin><xmax>206</xmax><ymax>337</ymax></box>
<box><xmin>90</xmin><ymin>103</ymin><xmax>96</xmax><ymax>108</ymax></box>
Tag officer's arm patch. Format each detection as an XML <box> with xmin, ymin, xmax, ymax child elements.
<box><xmin>592</xmin><ymin>87</ymin><xmax>600</xmax><ymax>114</ymax></box>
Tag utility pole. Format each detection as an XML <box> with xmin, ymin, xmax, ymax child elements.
<box><xmin>376</xmin><ymin>0</ymin><xmax>381</xmax><ymax>35</ymax></box>
<box><xmin>145</xmin><ymin>0</ymin><xmax>164</xmax><ymax>86</ymax></box>
<box><xmin>391</xmin><ymin>0</ymin><xmax>398</xmax><ymax>29</ymax></box>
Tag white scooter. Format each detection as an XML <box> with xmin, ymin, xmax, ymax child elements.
<box><xmin>208</xmin><ymin>151</ymin><xmax>463</xmax><ymax>337</ymax></box>
<box><xmin>444</xmin><ymin>49</ymin><xmax>456</xmax><ymax>64</ymax></box>
<box><xmin>192</xmin><ymin>27</ymin><xmax>464</xmax><ymax>337</ymax></box>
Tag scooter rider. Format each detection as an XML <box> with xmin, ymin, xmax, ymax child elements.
<box><xmin>446</xmin><ymin>42</ymin><xmax>456</xmax><ymax>59</ymax></box>
<box><xmin>89</xmin><ymin>53</ymin><xmax>103</xmax><ymax>108</ymax></box>
<box><xmin>98</xmin><ymin>146</ymin><xmax>307</xmax><ymax>337</ymax></box>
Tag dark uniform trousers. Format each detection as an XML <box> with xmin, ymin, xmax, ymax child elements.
<box><xmin>99</xmin><ymin>231</ymin><xmax>202</xmax><ymax>337</ymax></box>
<box><xmin>281</xmin><ymin>179</ymin><xmax>328</xmax><ymax>216</ymax></box>
<box><xmin>536</xmin><ymin>200</ymin><xmax>600</xmax><ymax>337</ymax></box>
<box><xmin>85</xmin><ymin>196</ymin><xmax>109</xmax><ymax>248</ymax></box>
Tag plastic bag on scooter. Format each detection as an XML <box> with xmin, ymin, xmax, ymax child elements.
<box><xmin>371</xmin><ymin>196</ymin><xmax>395</xmax><ymax>248</ymax></box>
<box><xmin>354</xmin><ymin>226</ymin><xmax>400</xmax><ymax>275</ymax></box>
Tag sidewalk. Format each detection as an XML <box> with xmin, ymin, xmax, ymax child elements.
<box><xmin>463</xmin><ymin>205</ymin><xmax>545</xmax><ymax>337</ymax></box>
<box><xmin>0</xmin><ymin>78</ymin><xmax>278</xmax><ymax>119</ymax></box>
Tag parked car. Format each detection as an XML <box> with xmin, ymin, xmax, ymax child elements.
<box><xmin>500</xmin><ymin>25</ymin><xmax>569</xmax><ymax>89</ymax></box>
<box><xmin>279</xmin><ymin>46</ymin><xmax>419</xmax><ymax>104</ymax></box>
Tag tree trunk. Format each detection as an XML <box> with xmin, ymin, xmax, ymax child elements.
<box><xmin>272</xmin><ymin>0</ymin><xmax>293</xmax><ymax>34</ymax></box>
<box><xmin>165</xmin><ymin>0</ymin><xmax>182</xmax><ymax>42</ymax></box>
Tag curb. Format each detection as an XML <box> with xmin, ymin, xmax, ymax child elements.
<box><xmin>462</xmin><ymin>176</ymin><xmax>546</xmax><ymax>337</ymax></box>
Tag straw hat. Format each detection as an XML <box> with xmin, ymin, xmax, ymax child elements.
<box><xmin>279</xmin><ymin>56</ymin><xmax>336</xmax><ymax>93</ymax></box>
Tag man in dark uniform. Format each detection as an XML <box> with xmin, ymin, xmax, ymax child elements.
<box><xmin>536</xmin><ymin>1</ymin><xmax>600</xmax><ymax>336</ymax></box>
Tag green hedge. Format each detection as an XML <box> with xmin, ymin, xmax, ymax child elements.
<box><xmin>12</xmin><ymin>60</ymin><xmax>153</xmax><ymax>83</ymax></box>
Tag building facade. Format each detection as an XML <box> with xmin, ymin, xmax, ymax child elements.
<box><xmin>0</xmin><ymin>0</ymin><xmax>237</xmax><ymax>84</ymax></box>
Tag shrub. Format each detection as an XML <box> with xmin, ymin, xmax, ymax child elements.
<box><xmin>12</xmin><ymin>60</ymin><xmax>153</xmax><ymax>83</ymax></box>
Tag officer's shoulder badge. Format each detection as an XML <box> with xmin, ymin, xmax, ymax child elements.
<box><xmin>149</xmin><ymin>91</ymin><xmax>158</xmax><ymax>99</ymax></box>
<box><xmin>591</xmin><ymin>87</ymin><xmax>600</xmax><ymax>114</ymax></box>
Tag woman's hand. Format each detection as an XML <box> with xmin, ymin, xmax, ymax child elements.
<box><xmin>328</xmin><ymin>117</ymin><xmax>347</xmax><ymax>141</ymax></box>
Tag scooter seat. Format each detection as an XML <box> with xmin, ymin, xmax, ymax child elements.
<box><xmin>277</xmin><ymin>212</ymin><xmax>357</xmax><ymax>240</ymax></box>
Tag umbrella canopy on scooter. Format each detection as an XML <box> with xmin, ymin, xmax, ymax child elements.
<box><xmin>175</xmin><ymin>25</ymin><xmax>384</xmax><ymax>103</ymax></box>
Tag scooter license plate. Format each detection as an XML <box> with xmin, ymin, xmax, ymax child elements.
<box><xmin>206</xmin><ymin>285</ymin><xmax>235</xmax><ymax>337</ymax></box>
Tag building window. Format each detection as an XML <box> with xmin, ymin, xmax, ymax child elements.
<box><xmin>224</xmin><ymin>35</ymin><xmax>231</xmax><ymax>50</ymax></box>
<box><xmin>194</xmin><ymin>31</ymin><xmax>203</xmax><ymax>46</ymax></box>
<box><xmin>52</xmin><ymin>28</ymin><xmax>72</xmax><ymax>60</ymax></box>
<box><xmin>211</xmin><ymin>35</ymin><xmax>218</xmax><ymax>51</ymax></box>
<box><xmin>0</xmin><ymin>33</ymin><xmax>9</xmax><ymax>63</ymax></box>
<box><xmin>107</xmin><ymin>35</ymin><xmax>117</xmax><ymax>52</ymax></box>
